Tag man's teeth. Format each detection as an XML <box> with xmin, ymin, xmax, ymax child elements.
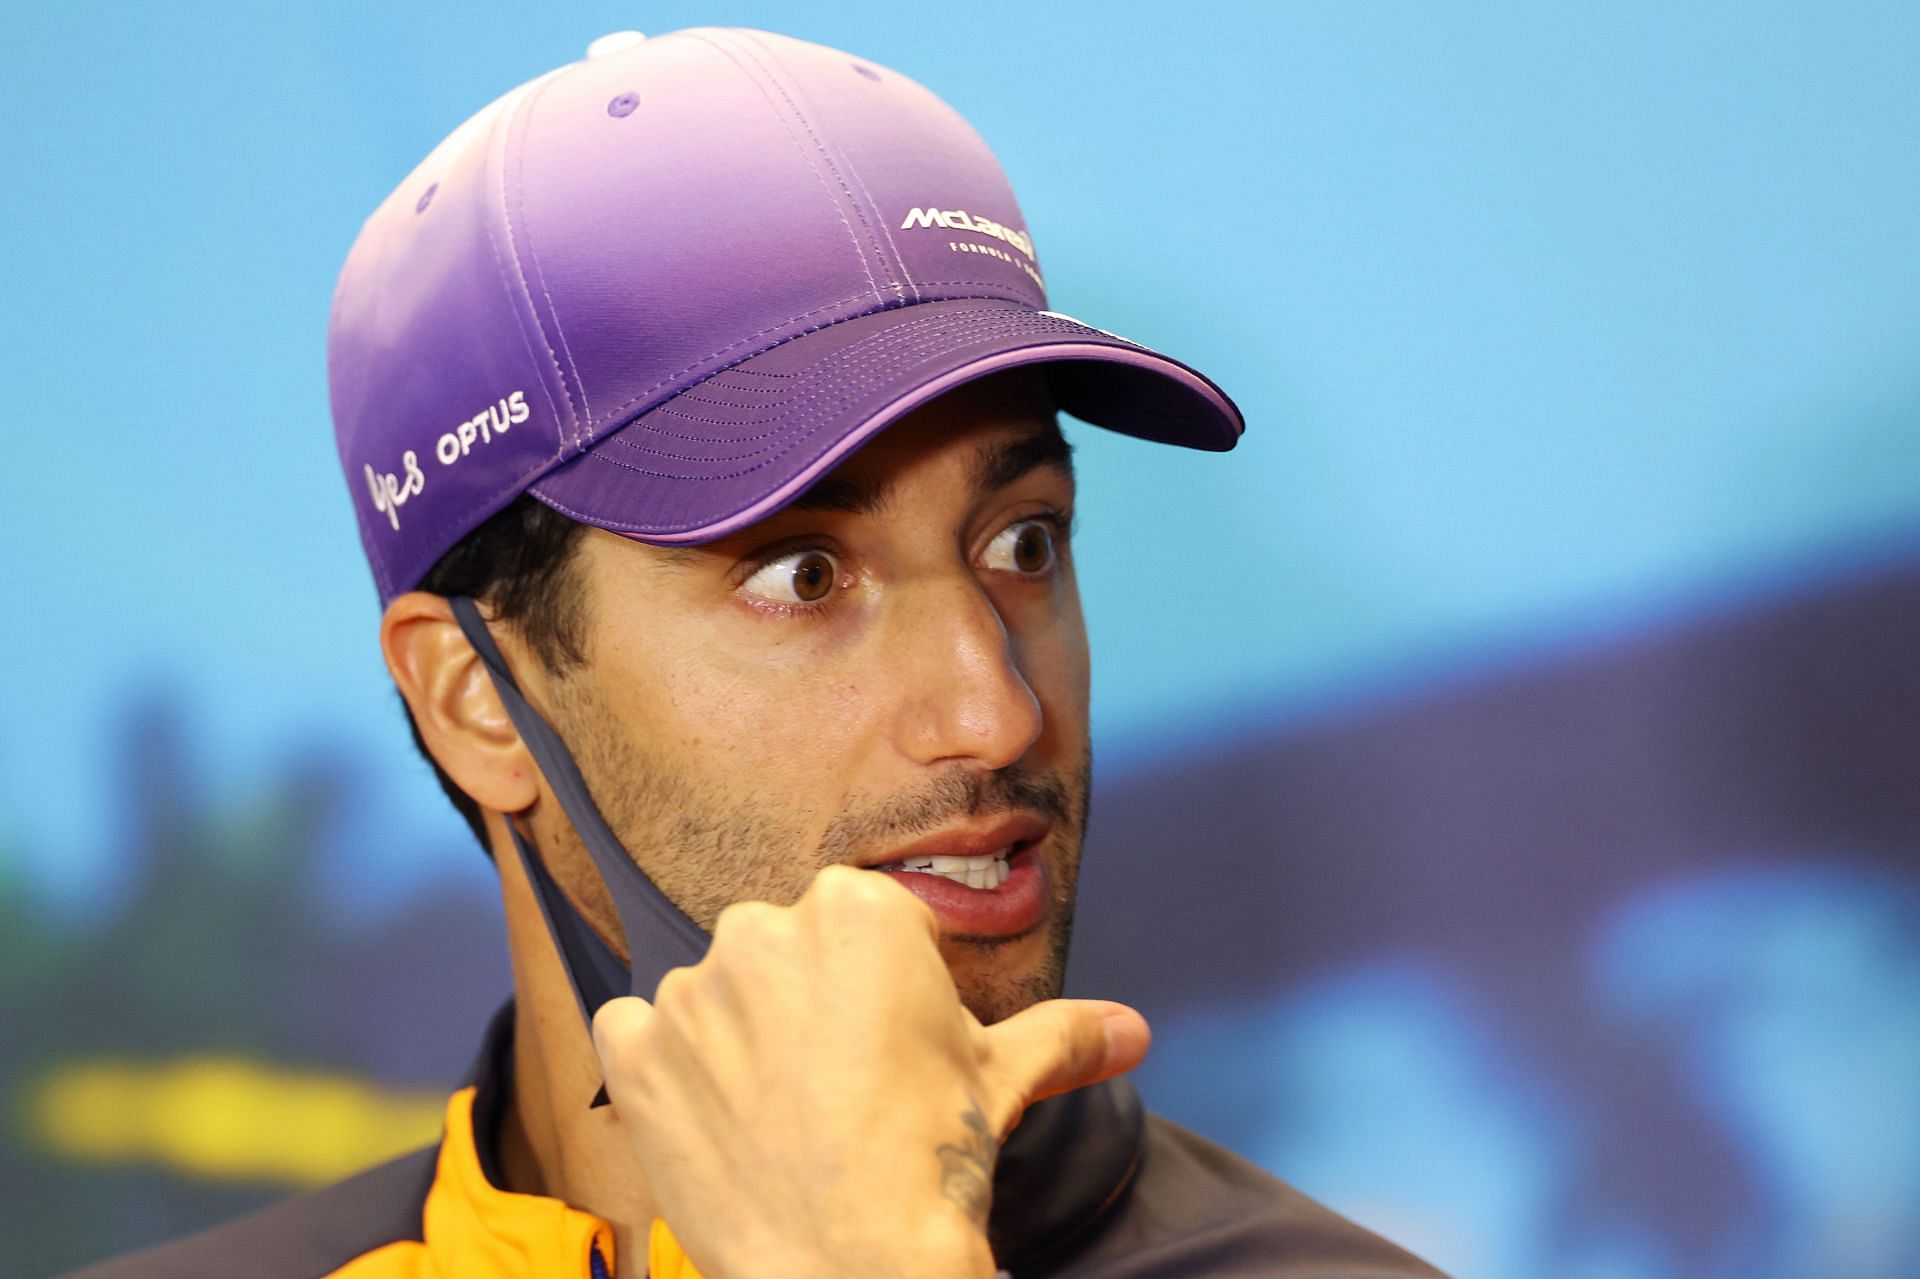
<box><xmin>892</xmin><ymin>849</ymin><xmax>1012</xmax><ymax>890</ymax></box>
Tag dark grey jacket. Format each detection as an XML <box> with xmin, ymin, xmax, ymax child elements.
<box><xmin>69</xmin><ymin>1004</ymin><xmax>1447</xmax><ymax>1278</ymax></box>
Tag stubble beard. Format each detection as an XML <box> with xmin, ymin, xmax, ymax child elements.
<box><xmin>544</xmin><ymin>681</ymin><xmax>1090</xmax><ymax>1027</ymax></box>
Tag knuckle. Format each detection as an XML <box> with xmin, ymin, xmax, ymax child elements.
<box><xmin>1063</xmin><ymin>1007</ymin><xmax>1112</xmax><ymax>1073</ymax></box>
<box><xmin>652</xmin><ymin>964</ymin><xmax>694</xmax><ymax>1007</ymax></box>
<box><xmin>713</xmin><ymin>898</ymin><xmax>795</xmax><ymax>963</ymax></box>
<box><xmin>806</xmin><ymin>865</ymin><xmax>892</xmax><ymax>919</ymax></box>
<box><xmin>714</xmin><ymin>898</ymin><xmax>776</xmax><ymax>937</ymax></box>
<box><xmin>1061</xmin><ymin>1013</ymin><xmax>1092</xmax><ymax>1067</ymax></box>
<box><xmin>841</xmin><ymin>869</ymin><xmax>896</xmax><ymax>909</ymax></box>
<box><xmin>811</xmin><ymin>863</ymin><xmax>868</xmax><ymax>898</ymax></box>
<box><xmin>849</xmin><ymin>866</ymin><xmax>901</xmax><ymax>908</ymax></box>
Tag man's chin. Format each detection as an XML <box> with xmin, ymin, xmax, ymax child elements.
<box><xmin>942</xmin><ymin>921</ymin><xmax>1070</xmax><ymax>1026</ymax></box>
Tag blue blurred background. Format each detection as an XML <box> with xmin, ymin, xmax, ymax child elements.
<box><xmin>5</xmin><ymin>3</ymin><xmax>1918</xmax><ymax>1276</ymax></box>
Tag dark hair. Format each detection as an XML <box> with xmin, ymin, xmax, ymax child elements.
<box><xmin>406</xmin><ymin>494</ymin><xmax>592</xmax><ymax>851</ymax></box>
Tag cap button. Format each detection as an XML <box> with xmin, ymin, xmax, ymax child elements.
<box><xmin>586</xmin><ymin>31</ymin><xmax>647</xmax><ymax>60</ymax></box>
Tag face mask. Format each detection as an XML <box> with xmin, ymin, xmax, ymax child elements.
<box><xmin>453</xmin><ymin>595</ymin><xmax>710</xmax><ymax>1107</ymax></box>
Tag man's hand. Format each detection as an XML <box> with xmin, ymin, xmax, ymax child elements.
<box><xmin>590</xmin><ymin>865</ymin><xmax>1151</xmax><ymax>1279</ymax></box>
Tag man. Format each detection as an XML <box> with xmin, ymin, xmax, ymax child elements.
<box><xmin>74</xmin><ymin>27</ymin><xmax>1444</xmax><ymax>1279</ymax></box>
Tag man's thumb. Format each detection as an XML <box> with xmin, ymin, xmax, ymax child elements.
<box><xmin>983</xmin><ymin>998</ymin><xmax>1151</xmax><ymax>1121</ymax></box>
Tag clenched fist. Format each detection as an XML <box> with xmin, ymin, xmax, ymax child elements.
<box><xmin>590</xmin><ymin>865</ymin><xmax>1151</xmax><ymax>1279</ymax></box>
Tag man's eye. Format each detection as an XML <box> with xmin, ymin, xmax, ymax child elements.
<box><xmin>983</xmin><ymin>519</ymin><xmax>1057</xmax><ymax>575</ymax></box>
<box><xmin>741</xmin><ymin>549</ymin><xmax>839</xmax><ymax>604</ymax></box>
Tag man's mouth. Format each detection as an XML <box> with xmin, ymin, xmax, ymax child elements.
<box><xmin>859</xmin><ymin>812</ymin><xmax>1049</xmax><ymax>872</ymax></box>
<box><xmin>885</xmin><ymin>847</ymin><xmax>1014</xmax><ymax>890</ymax></box>
<box><xmin>862</xmin><ymin>819</ymin><xmax>1052</xmax><ymax>938</ymax></box>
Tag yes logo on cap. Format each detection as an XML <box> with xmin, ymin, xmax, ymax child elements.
<box><xmin>364</xmin><ymin>390</ymin><xmax>532</xmax><ymax>533</ymax></box>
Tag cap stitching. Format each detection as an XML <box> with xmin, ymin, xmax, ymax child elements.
<box><xmin>526</xmin><ymin>486</ymin><xmax>676</xmax><ymax>533</ymax></box>
<box><xmin>732</xmin><ymin>30</ymin><xmax>918</xmax><ymax>303</ymax></box>
<box><xmin>585</xmin><ymin>290</ymin><xmax>876</xmax><ymax>435</ymax></box>
<box><xmin>693</xmin><ymin>306</ymin><xmax>1011</xmax><ymax>381</ymax></box>
<box><xmin>581</xmin><ymin>296</ymin><xmax>1043</xmax><ymax>443</ymax></box>
<box><xmin>581</xmin><ymin>437</ymin><xmax>784</xmax><ymax>466</ymax></box>
<box><xmin>623</xmin><ymin>407</ymin><xmax>790</xmax><ymax>440</ymax></box>
<box><xmin>668</xmin><ymin>379</ymin><xmax>788</xmax><ymax>402</ymax></box>
<box><xmin>606</xmin><ymin>314</ymin><xmax>1098</xmax><ymax>443</ymax></box>
<box><xmin>477</xmin><ymin>153</ymin><xmax>573</xmax><ymax>470</ymax></box>
<box><xmin>538</xmin><ymin>380</ymin><xmax>881</xmax><ymax>529</ymax></box>
<box><xmin>639</xmin><ymin>305</ymin><xmax>1077</xmax><ymax>400</ymax></box>
<box><xmin>449</xmin><ymin>78</ymin><xmax>580</xmax><ymax>547</ymax></box>
<box><xmin>594</xmin><ymin>368</ymin><xmax>883</xmax><ymax>470</ymax></box>
<box><xmin>590</xmin><ymin>312</ymin><xmax>1096</xmax><ymax>473</ymax></box>
<box><xmin>510</xmin><ymin>77</ymin><xmax>595</xmax><ymax>443</ymax></box>
<box><xmin>713</xmin><ymin>29</ymin><xmax>897</xmax><ymax>305</ymax></box>
<box><xmin>494</xmin><ymin>69</ymin><xmax>586</xmax><ymax>449</ymax></box>
<box><xmin>627</xmin><ymin>313</ymin><xmax>1086</xmax><ymax>434</ymax></box>
<box><xmin>911</xmin><ymin>278</ymin><xmax>1047</xmax><ymax>301</ymax></box>
<box><xmin>736</xmin><ymin>301</ymin><xmax>1036</xmax><ymax>371</ymax></box>
<box><xmin>598</xmin><ymin>308</ymin><xmax>1052</xmax><ymax>446</ymax></box>
<box><xmin>568</xmin><ymin>436</ymin><xmax>811</xmax><ymax>488</ymax></box>
<box><xmin>840</xmin><ymin>152</ymin><xmax>919</xmax><ymax>301</ymax></box>
<box><xmin>690</xmin><ymin>31</ymin><xmax>887</xmax><ymax>309</ymax></box>
<box><xmin>729</xmin><ymin>30</ymin><xmax>907</xmax><ymax>304</ymax></box>
<box><xmin>840</xmin><ymin>161</ymin><xmax>918</xmax><ymax>300</ymax></box>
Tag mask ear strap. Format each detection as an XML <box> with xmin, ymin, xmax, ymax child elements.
<box><xmin>450</xmin><ymin>595</ymin><xmax>711</xmax><ymax>1106</ymax></box>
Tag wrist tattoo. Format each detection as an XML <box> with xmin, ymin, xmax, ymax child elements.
<box><xmin>935</xmin><ymin>1098</ymin><xmax>997</xmax><ymax>1224</ymax></box>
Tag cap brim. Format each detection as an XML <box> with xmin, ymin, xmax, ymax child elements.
<box><xmin>529</xmin><ymin>297</ymin><xmax>1243</xmax><ymax>542</ymax></box>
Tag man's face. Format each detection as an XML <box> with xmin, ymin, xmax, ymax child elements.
<box><xmin>525</xmin><ymin>369</ymin><xmax>1090</xmax><ymax>1025</ymax></box>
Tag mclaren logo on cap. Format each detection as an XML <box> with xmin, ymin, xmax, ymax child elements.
<box><xmin>899</xmin><ymin>207</ymin><xmax>1035</xmax><ymax>262</ymax></box>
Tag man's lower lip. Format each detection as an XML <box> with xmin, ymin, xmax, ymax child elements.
<box><xmin>875</xmin><ymin>844</ymin><xmax>1049</xmax><ymax>938</ymax></box>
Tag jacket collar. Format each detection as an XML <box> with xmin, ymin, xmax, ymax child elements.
<box><xmin>427</xmin><ymin>1083</ymin><xmax>616</xmax><ymax>1276</ymax></box>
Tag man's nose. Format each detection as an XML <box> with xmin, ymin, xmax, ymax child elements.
<box><xmin>891</xmin><ymin>573</ymin><xmax>1044</xmax><ymax>771</ymax></box>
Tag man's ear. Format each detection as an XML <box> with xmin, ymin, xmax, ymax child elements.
<box><xmin>380</xmin><ymin>592</ymin><xmax>541</xmax><ymax>816</ymax></box>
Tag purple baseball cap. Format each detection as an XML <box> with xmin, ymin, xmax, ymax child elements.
<box><xmin>329</xmin><ymin>27</ymin><xmax>1244</xmax><ymax>605</ymax></box>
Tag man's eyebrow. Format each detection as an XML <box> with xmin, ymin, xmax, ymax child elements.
<box><xmin>783</xmin><ymin>426</ymin><xmax>1076</xmax><ymax>519</ymax></box>
<box><xmin>971</xmin><ymin>428</ymin><xmax>1075</xmax><ymax>496</ymax></box>
<box><xmin>649</xmin><ymin>544</ymin><xmax>703</xmax><ymax>569</ymax></box>
<box><xmin>786</xmin><ymin>471</ymin><xmax>883</xmax><ymax>517</ymax></box>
